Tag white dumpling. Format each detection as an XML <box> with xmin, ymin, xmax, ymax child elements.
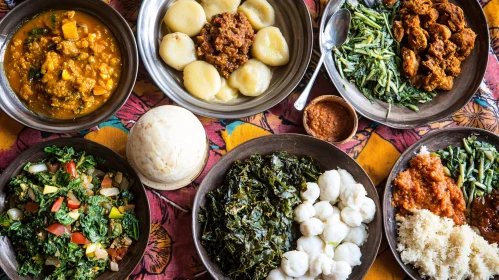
<box><xmin>252</xmin><ymin>27</ymin><xmax>289</xmax><ymax>66</ymax></box>
<box><xmin>318</xmin><ymin>170</ymin><xmax>341</xmax><ymax>203</ymax></box>
<box><xmin>301</xmin><ymin>182</ymin><xmax>320</xmax><ymax>203</ymax></box>
<box><xmin>309</xmin><ymin>253</ymin><xmax>335</xmax><ymax>277</ymax></box>
<box><xmin>359</xmin><ymin>197</ymin><xmax>376</xmax><ymax>223</ymax></box>
<box><xmin>332</xmin><ymin>206</ymin><xmax>341</xmax><ymax>216</ymax></box>
<box><xmin>344</xmin><ymin>224</ymin><xmax>368</xmax><ymax>247</ymax></box>
<box><xmin>324</xmin><ymin>243</ymin><xmax>335</xmax><ymax>258</ymax></box>
<box><xmin>321</xmin><ymin>216</ymin><xmax>350</xmax><ymax>246</ymax></box>
<box><xmin>159</xmin><ymin>33</ymin><xmax>197</xmax><ymax>71</ymax></box>
<box><xmin>340</xmin><ymin>183</ymin><xmax>367</xmax><ymax>210</ymax></box>
<box><xmin>228</xmin><ymin>59</ymin><xmax>271</xmax><ymax>97</ymax></box>
<box><xmin>314</xmin><ymin>201</ymin><xmax>334</xmax><ymax>222</ymax></box>
<box><xmin>295</xmin><ymin>273</ymin><xmax>316</xmax><ymax>280</ymax></box>
<box><xmin>297</xmin><ymin>235</ymin><xmax>324</xmax><ymax>261</ymax></box>
<box><xmin>201</xmin><ymin>0</ymin><xmax>241</xmax><ymax>21</ymax></box>
<box><xmin>183</xmin><ymin>61</ymin><xmax>221</xmax><ymax>101</ymax></box>
<box><xmin>215</xmin><ymin>78</ymin><xmax>239</xmax><ymax>102</ymax></box>
<box><xmin>238</xmin><ymin>0</ymin><xmax>275</xmax><ymax>30</ymax></box>
<box><xmin>281</xmin><ymin>251</ymin><xmax>309</xmax><ymax>277</ymax></box>
<box><xmin>300</xmin><ymin>217</ymin><xmax>325</xmax><ymax>236</ymax></box>
<box><xmin>323</xmin><ymin>261</ymin><xmax>352</xmax><ymax>280</ymax></box>
<box><xmin>163</xmin><ymin>1</ymin><xmax>206</xmax><ymax>37</ymax></box>
<box><xmin>266</xmin><ymin>268</ymin><xmax>293</xmax><ymax>280</ymax></box>
<box><xmin>340</xmin><ymin>207</ymin><xmax>363</xmax><ymax>227</ymax></box>
<box><xmin>337</xmin><ymin>168</ymin><xmax>356</xmax><ymax>192</ymax></box>
<box><xmin>334</xmin><ymin>242</ymin><xmax>362</xmax><ymax>267</ymax></box>
<box><xmin>294</xmin><ymin>202</ymin><xmax>316</xmax><ymax>223</ymax></box>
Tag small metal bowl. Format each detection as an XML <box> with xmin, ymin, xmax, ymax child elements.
<box><xmin>0</xmin><ymin>0</ymin><xmax>138</xmax><ymax>133</ymax></box>
<box><xmin>137</xmin><ymin>0</ymin><xmax>313</xmax><ymax>119</ymax></box>
<box><xmin>303</xmin><ymin>95</ymin><xmax>358</xmax><ymax>145</ymax></box>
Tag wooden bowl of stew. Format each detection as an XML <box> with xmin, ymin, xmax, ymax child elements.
<box><xmin>0</xmin><ymin>0</ymin><xmax>138</xmax><ymax>133</ymax></box>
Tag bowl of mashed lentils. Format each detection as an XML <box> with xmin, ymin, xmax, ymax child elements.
<box><xmin>0</xmin><ymin>0</ymin><xmax>138</xmax><ymax>133</ymax></box>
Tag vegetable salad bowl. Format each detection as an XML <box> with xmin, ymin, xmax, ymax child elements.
<box><xmin>193</xmin><ymin>134</ymin><xmax>382</xmax><ymax>280</ymax></box>
<box><xmin>0</xmin><ymin>138</ymin><xmax>150</xmax><ymax>280</ymax></box>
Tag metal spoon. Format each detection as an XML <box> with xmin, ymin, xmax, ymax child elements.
<box><xmin>294</xmin><ymin>9</ymin><xmax>351</xmax><ymax>111</ymax></box>
<box><xmin>364</xmin><ymin>0</ymin><xmax>377</xmax><ymax>8</ymax></box>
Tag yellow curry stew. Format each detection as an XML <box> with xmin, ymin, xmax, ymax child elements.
<box><xmin>4</xmin><ymin>10</ymin><xmax>122</xmax><ymax>119</ymax></box>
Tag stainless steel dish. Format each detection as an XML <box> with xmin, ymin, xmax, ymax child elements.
<box><xmin>137</xmin><ymin>0</ymin><xmax>313</xmax><ymax>119</ymax></box>
<box><xmin>320</xmin><ymin>0</ymin><xmax>489</xmax><ymax>129</ymax></box>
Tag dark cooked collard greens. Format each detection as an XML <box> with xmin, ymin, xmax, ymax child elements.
<box><xmin>199</xmin><ymin>152</ymin><xmax>322</xmax><ymax>280</ymax></box>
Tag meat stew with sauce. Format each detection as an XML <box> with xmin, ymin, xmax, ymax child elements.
<box><xmin>4</xmin><ymin>10</ymin><xmax>122</xmax><ymax>119</ymax></box>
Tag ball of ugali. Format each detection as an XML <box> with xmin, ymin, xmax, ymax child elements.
<box><xmin>126</xmin><ymin>106</ymin><xmax>208</xmax><ymax>190</ymax></box>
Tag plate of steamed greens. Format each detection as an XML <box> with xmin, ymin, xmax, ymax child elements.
<box><xmin>137</xmin><ymin>0</ymin><xmax>313</xmax><ymax>119</ymax></box>
<box><xmin>385</xmin><ymin>127</ymin><xmax>499</xmax><ymax>280</ymax></box>
<box><xmin>322</xmin><ymin>0</ymin><xmax>489</xmax><ymax>129</ymax></box>
<box><xmin>0</xmin><ymin>139</ymin><xmax>150</xmax><ymax>280</ymax></box>
<box><xmin>193</xmin><ymin>134</ymin><xmax>382</xmax><ymax>280</ymax></box>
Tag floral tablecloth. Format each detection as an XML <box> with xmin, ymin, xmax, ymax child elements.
<box><xmin>0</xmin><ymin>0</ymin><xmax>498</xmax><ymax>279</ymax></box>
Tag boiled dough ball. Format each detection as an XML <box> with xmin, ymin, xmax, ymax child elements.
<box><xmin>332</xmin><ymin>206</ymin><xmax>341</xmax><ymax>216</ymax></box>
<box><xmin>318</xmin><ymin>170</ymin><xmax>341</xmax><ymax>203</ymax></box>
<box><xmin>294</xmin><ymin>202</ymin><xmax>316</xmax><ymax>223</ymax></box>
<box><xmin>229</xmin><ymin>59</ymin><xmax>271</xmax><ymax>97</ymax></box>
<box><xmin>159</xmin><ymin>33</ymin><xmax>197</xmax><ymax>71</ymax></box>
<box><xmin>324</xmin><ymin>244</ymin><xmax>335</xmax><ymax>258</ymax></box>
<box><xmin>238</xmin><ymin>0</ymin><xmax>275</xmax><ymax>30</ymax></box>
<box><xmin>359</xmin><ymin>197</ymin><xmax>376</xmax><ymax>223</ymax></box>
<box><xmin>321</xmin><ymin>216</ymin><xmax>350</xmax><ymax>245</ymax></box>
<box><xmin>297</xmin><ymin>235</ymin><xmax>324</xmax><ymax>261</ymax></box>
<box><xmin>314</xmin><ymin>201</ymin><xmax>334</xmax><ymax>222</ymax></box>
<box><xmin>334</xmin><ymin>242</ymin><xmax>362</xmax><ymax>267</ymax></box>
<box><xmin>338</xmin><ymin>168</ymin><xmax>356</xmax><ymax>193</ymax></box>
<box><xmin>323</xmin><ymin>261</ymin><xmax>352</xmax><ymax>280</ymax></box>
<box><xmin>300</xmin><ymin>217</ymin><xmax>324</xmax><ymax>236</ymax></box>
<box><xmin>340</xmin><ymin>207</ymin><xmax>363</xmax><ymax>227</ymax></box>
<box><xmin>295</xmin><ymin>274</ymin><xmax>316</xmax><ymax>280</ymax></box>
<box><xmin>344</xmin><ymin>224</ymin><xmax>368</xmax><ymax>246</ymax></box>
<box><xmin>252</xmin><ymin>27</ymin><xmax>289</xmax><ymax>66</ymax></box>
<box><xmin>301</xmin><ymin>182</ymin><xmax>320</xmax><ymax>203</ymax></box>
<box><xmin>164</xmin><ymin>1</ymin><xmax>206</xmax><ymax>37</ymax></box>
<box><xmin>281</xmin><ymin>251</ymin><xmax>309</xmax><ymax>277</ymax></box>
<box><xmin>340</xmin><ymin>183</ymin><xmax>367</xmax><ymax>210</ymax></box>
<box><xmin>201</xmin><ymin>0</ymin><xmax>241</xmax><ymax>21</ymax></box>
<box><xmin>184</xmin><ymin>61</ymin><xmax>221</xmax><ymax>101</ymax></box>
<box><xmin>309</xmin><ymin>253</ymin><xmax>335</xmax><ymax>277</ymax></box>
<box><xmin>215</xmin><ymin>78</ymin><xmax>239</xmax><ymax>102</ymax></box>
<box><xmin>266</xmin><ymin>268</ymin><xmax>293</xmax><ymax>280</ymax></box>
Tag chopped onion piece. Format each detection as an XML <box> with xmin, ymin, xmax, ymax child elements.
<box><xmin>93</xmin><ymin>169</ymin><xmax>105</xmax><ymax>177</ymax></box>
<box><xmin>67</xmin><ymin>191</ymin><xmax>80</xmax><ymax>204</ymax></box>
<box><xmin>95</xmin><ymin>247</ymin><xmax>108</xmax><ymax>260</ymax></box>
<box><xmin>45</xmin><ymin>257</ymin><xmax>60</xmax><ymax>266</ymax></box>
<box><xmin>28</xmin><ymin>188</ymin><xmax>36</xmax><ymax>201</ymax></box>
<box><xmin>100</xmin><ymin>188</ymin><xmax>120</xmax><ymax>197</ymax></box>
<box><xmin>7</xmin><ymin>208</ymin><xmax>23</xmax><ymax>221</ymax></box>
<box><xmin>28</xmin><ymin>163</ymin><xmax>48</xmax><ymax>174</ymax></box>
<box><xmin>110</xmin><ymin>261</ymin><xmax>119</xmax><ymax>272</ymax></box>
<box><xmin>114</xmin><ymin>172</ymin><xmax>123</xmax><ymax>184</ymax></box>
<box><xmin>87</xmin><ymin>168</ymin><xmax>95</xmax><ymax>175</ymax></box>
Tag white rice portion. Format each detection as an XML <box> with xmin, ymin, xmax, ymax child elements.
<box><xmin>396</xmin><ymin>209</ymin><xmax>499</xmax><ymax>280</ymax></box>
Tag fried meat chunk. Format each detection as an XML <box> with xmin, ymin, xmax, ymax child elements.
<box><xmin>402</xmin><ymin>47</ymin><xmax>420</xmax><ymax>77</ymax></box>
<box><xmin>427</xmin><ymin>23</ymin><xmax>452</xmax><ymax>41</ymax></box>
<box><xmin>437</xmin><ymin>3</ymin><xmax>465</xmax><ymax>32</ymax></box>
<box><xmin>403</xmin><ymin>0</ymin><xmax>432</xmax><ymax>15</ymax></box>
<box><xmin>437</xmin><ymin>75</ymin><xmax>454</xmax><ymax>90</ymax></box>
<box><xmin>393</xmin><ymin>21</ymin><xmax>405</xmax><ymax>42</ymax></box>
<box><xmin>421</xmin><ymin>8</ymin><xmax>439</xmax><ymax>28</ymax></box>
<box><xmin>450</xmin><ymin>28</ymin><xmax>476</xmax><ymax>57</ymax></box>
<box><xmin>442</xmin><ymin>56</ymin><xmax>462</xmax><ymax>76</ymax></box>
<box><xmin>408</xmin><ymin>27</ymin><xmax>428</xmax><ymax>52</ymax></box>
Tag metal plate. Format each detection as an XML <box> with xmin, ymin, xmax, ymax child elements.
<box><xmin>384</xmin><ymin>127</ymin><xmax>499</xmax><ymax>279</ymax></box>
<box><xmin>193</xmin><ymin>134</ymin><xmax>382</xmax><ymax>280</ymax></box>
<box><xmin>321</xmin><ymin>0</ymin><xmax>489</xmax><ymax>129</ymax></box>
<box><xmin>137</xmin><ymin>0</ymin><xmax>313</xmax><ymax>119</ymax></box>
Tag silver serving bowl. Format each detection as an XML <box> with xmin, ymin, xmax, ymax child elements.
<box><xmin>320</xmin><ymin>0</ymin><xmax>489</xmax><ymax>129</ymax></box>
<box><xmin>137</xmin><ymin>0</ymin><xmax>313</xmax><ymax>119</ymax></box>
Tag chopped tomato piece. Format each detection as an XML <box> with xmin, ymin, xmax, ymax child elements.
<box><xmin>67</xmin><ymin>198</ymin><xmax>80</xmax><ymax>210</ymax></box>
<box><xmin>46</xmin><ymin>223</ymin><xmax>71</xmax><ymax>236</ymax></box>
<box><xmin>25</xmin><ymin>202</ymin><xmax>39</xmax><ymax>213</ymax></box>
<box><xmin>107</xmin><ymin>247</ymin><xmax>128</xmax><ymax>262</ymax></box>
<box><xmin>65</xmin><ymin>161</ymin><xmax>77</xmax><ymax>177</ymax></box>
<box><xmin>71</xmin><ymin>232</ymin><xmax>90</xmax><ymax>245</ymax></box>
<box><xmin>101</xmin><ymin>177</ymin><xmax>112</xmax><ymax>188</ymax></box>
<box><xmin>51</xmin><ymin>197</ymin><xmax>64</xmax><ymax>213</ymax></box>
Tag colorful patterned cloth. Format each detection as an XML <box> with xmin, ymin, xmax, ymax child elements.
<box><xmin>0</xmin><ymin>0</ymin><xmax>498</xmax><ymax>279</ymax></box>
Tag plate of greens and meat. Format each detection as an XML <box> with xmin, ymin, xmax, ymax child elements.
<box><xmin>193</xmin><ymin>134</ymin><xmax>382</xmax><ymax>280</ymax></box>
<box><xmin>321</xmin><ymin>0</ymin><xmax>489</xmax><ymax>129</ymax></box>
<box><xmin>0</xmin><ymin>138</ymin><xmax>150</xmax><ymax>280</ymax></box>
<box><xmin>384</xmin><ymin>127</ymin><xmax>499</xmax><ymax>279</ymax></box>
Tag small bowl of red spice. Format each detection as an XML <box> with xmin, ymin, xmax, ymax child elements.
<box><xmin>303</xmin><ymin>95</ymin><xmax>358</xmax><ymax>145</ymax></box>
